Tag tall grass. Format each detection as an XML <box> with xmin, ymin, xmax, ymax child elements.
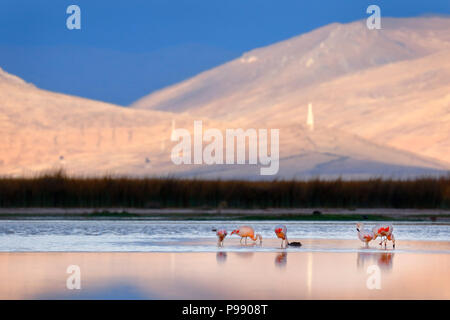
<box><xmin>0</xmin><ymin>170</ymin><xmax>449</xmax><ymax>209</ymax></box>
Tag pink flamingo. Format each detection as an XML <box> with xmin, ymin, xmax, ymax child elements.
<box><xmin>215</xmin><ymin>228</ymin><xmax>227</xmax><ymax>247</ymax></box>
<box><xmin>231</xmin><ymin>226</ymin><xmax>262</xmax><ymax>245</ymax></box>
<box><xmin>356</xmin><ymin>223</ymin><xmax>374</xmax><ymax>247</ymax></box>
<box><xmin>275</xmin><ymin>225</ymin><xmax>288</xmax><ymax>248</ymax></box>
<box><xmin>372</xmin><ymin>224</ymin><xmax>395</xmax><ymax>249</ymax></box>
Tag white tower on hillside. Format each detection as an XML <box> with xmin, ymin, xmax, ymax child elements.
<box><xmin>307</xmin><ymin>103</ymin><xmax>314</xmax><ymax>131</ymax></box>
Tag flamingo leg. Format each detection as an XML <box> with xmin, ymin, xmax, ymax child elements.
<box><xmin>240</xmin><ymin>237</ymin><xmax>243</xmax><ymax>244</ymax></box>
<box><xmin>245</xmin><ymin>237</ymin><xmax>247</xmax><ymax>245</ymax></box>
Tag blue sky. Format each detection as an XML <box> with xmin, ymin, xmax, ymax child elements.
<box><xmin>0</xmin><ymin>0</ymin><xmax>449</xmax><ymax>105</ymax></box>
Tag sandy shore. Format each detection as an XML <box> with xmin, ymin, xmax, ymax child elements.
<box><xmin>0</xmin><ymin>207</ymin><xmax>449</xmax><ymax>221</ymax></box>
<box><xmin>0</xmin><ymin>239</ymin><xmax>449</xmax><ymax>299</ymax></box>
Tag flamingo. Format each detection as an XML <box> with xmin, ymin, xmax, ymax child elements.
<box><xmin>213</xmin><ymin>228</ymin><xmax>227</xmax><ymax>247</ymax></box>
<box><xmin>356</xmin><ymin>223</ymin><xmax>374</xmax><ymax>247</ymax></box>
<box><xmin>372</xmin><ymin>224</ymin><xmax>395</xmax><ymax>249</ymax></box>
<box><xmin>230</xmin><ymin>226</ymin><xmax>262</xmax><ymax>245</ymax></box>
<box><xmin>275</xmin><ymin>224</ymin><xmax>288</xmax><ymax>248</ymax></box>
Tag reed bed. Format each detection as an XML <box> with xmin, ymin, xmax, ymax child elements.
<box><xmin>0</xmin><ymin>170</ymin><xmax>449</xmax><ymax>209</ymax></box>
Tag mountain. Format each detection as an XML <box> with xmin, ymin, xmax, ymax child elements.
<box><xmin>1</xmin><ymin>17</ymin><xmax>449</xmax><ymax>179</ymax></box>
<box><xmin>0</xmin><ymin>66</ymin><xmax>197</xmax><ymax>176</ymax></box>
<box><xmin>1</xmin><ymin>65</ymin><xmax>445</xmax><ymax>180</ymax></box>
<box><xmin>132</xmin><ymin>17</ymin><xmax>450</xmax><ymax>167</ymax></box>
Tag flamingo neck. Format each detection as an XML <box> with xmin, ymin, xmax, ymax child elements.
<box><xmin>251</xmin><ymin>234</ymin><xmax>262</xmax><ymax>242</ymax></box>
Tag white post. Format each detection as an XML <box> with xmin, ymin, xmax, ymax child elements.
<box><xmin>307</xmin><ymin>103</ymin><xmax>314</xmax><ymax>131</ymax></box>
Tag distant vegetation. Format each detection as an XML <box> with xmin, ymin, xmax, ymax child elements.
<box><xmin>0</xmin><ymin>170</ymin><xmax>449</xmax><ymax>209</ymax></box>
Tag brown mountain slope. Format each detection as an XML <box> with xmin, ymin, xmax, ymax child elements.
<box><xmin>0</xmin><ymin>67</ymin><xmax>197</xmax><ymax>176</ymax></box>
<box><xmin>1</xmin><ymin>17</ymin><xmax>449</xmax><ymax>178</ymax></box>
<box><xmin>131</xmin><ymin>17</ymin><xmax>450</xmax><ymax>166</ymax></box>
<box><xmin>1</xmin><ymin>65</ymin><xmax>446</xmax><ymax>179</ymax></box>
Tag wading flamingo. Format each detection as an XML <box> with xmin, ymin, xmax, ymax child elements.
<box><xmin>231</xmin><ymin>226</ymin><xmax>262</xmax><ymax>245</ymax></box>
<box><xmin>212</xmin><ymin>228</ymin><xmax>227</xmax><ymax>247</ymax></box>
<box><xmin>372</xmin><ymin>224</ymin><xmax>395</xmax><ymax>249</ymax></box>
<box><xmin>356</xmin><ymin>223</ymin><xmax>374</xmax><ymax>247</ymax></box>
<box><xmin>275</xmin><ymin>225</ymin><xmax>288</xmax><ymax>248</ymax></box>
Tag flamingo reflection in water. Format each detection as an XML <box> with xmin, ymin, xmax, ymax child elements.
<box><xmin>275</xmin><ymin>252</ymin><xmax>287</xmax><ymax>268</ymax></box>
<box><xmin>216</xmin><ymin>252</ymin><xmax>227</xmax><ymax>264</ymax></box>
<box><xmin>357</xmin><ymin>251</ymin><xmax>394</xmax><ymax>271</ymax></box>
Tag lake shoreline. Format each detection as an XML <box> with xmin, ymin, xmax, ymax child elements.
<box><xmin>0</xmin><ymin>207</ymin><xmax>449</xmax><ymax>221</ymax></box>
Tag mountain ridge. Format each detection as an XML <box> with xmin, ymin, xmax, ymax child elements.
<box><xmin>1</xmin><ymin>17</ymin><xmax>449</xmax><ymax>179</ymax></box>
<box><xmin>130</xmin><ymin>17</ymin><xmax>450</xmax><ymax>167</ymax></box>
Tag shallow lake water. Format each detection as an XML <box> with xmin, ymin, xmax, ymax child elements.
<box><xmin>0</xmin><ymin>220</ymin><xmax>449</xmax><ymax>299</ymax></box>
<box><xmin>1</xmin><ymin>248</ymin><xmax>449</xmax><ymax>299</ymax></box>
<box><xmin>0</xmin><ymin>220</ymin><xmax>448</xmax><ymax>252</ymax></box>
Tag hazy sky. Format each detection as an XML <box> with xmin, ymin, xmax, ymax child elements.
<box><xmin>0</xmin><ymin>0</ymin><xmax>449</xmax><ymax>105</ymax></box>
